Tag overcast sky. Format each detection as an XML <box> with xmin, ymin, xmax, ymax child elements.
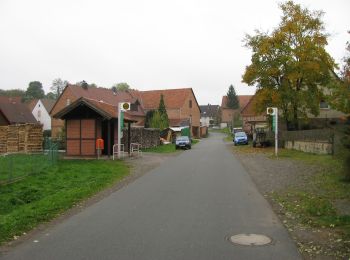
<box><xmin>0</xmin><ymin>0</ymin><xmax>349</xmax><ymax>105</ymax></box>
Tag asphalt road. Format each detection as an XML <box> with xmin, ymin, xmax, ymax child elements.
<box><xmin>1</xmin><ymin>133</ymin><xmax>301</xmax><ymax>260</ymax></box>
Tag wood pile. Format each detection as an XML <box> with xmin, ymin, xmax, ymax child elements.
<box><xmin>7</xmin><ymin>125</ymin><xmax>19</xmax><ymax>153</ymax></box>
<box><xmin>25</xmin><ymin>124</ymin><xmax>43</xmax><ymax>152</ymax></box>
<box><xmin>0</xmin><ymin>127</ymin><xmax>7</xmax><ymax>153</ymax></box>
<box><xmin>0</xmin><ymin>124</ymin><xmax>43</xmax><ymax>154</ymax></box>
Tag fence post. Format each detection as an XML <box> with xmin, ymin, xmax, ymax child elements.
<box><xmin>331</xmin><ymin>131</ymin><xmax>335</xmax><ymax>156</ymax></box>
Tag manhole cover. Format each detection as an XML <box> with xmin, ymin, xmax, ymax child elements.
<box><xmin>229</xmin><ymin>234</ymin><xmax>272</xmax><ymax>246</ymax></box>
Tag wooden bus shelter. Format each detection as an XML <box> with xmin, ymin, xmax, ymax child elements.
<box><xmin>53</xmin><ymin>97</ymin><xmax>136</xmax><ymax>157</ymax></box>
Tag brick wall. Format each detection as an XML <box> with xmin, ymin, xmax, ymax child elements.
<box><xmin>0</xmin><ymin>124</ymin><xmax>43</xmax><ymax>154</ymax></box>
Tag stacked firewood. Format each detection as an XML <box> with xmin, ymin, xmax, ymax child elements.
<box><xmin>0</xmin><ymin>124</ymin><xmax>43</xmax><ymax>154</ymax></box>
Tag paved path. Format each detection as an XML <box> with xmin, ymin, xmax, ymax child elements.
<box><xmin>1</xmin><ymin>133</ymin><xmax>300</xmax><ymax>260</ymax></box>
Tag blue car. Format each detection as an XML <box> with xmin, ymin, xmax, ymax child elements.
<box><xmin>175</xmin><ymin>136</ymin><xmax>192</xmax><ymax>149</ymax></box>
<box><xmin>233</xmin><ymin>132</ymin><xmax>248</xmax><ymax>145</ymax></box>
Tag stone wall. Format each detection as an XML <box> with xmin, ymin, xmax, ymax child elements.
<box><xmin>122</xmin><ymin>127</ymin><xmax>160</xmax><ymax>150</ymax></box>
<box><xmin>284</xmin><ymin>140</ymin><xmax>332</xmax><ymax>155</ymax></box>
<box><xmin>0</xmin><ymin>124</ymin><xmax>43</xmax><ymax>154</ymax></box>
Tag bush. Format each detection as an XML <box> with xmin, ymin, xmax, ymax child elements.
<box><xmin>43</xmin><ymin>130</ymin><xmax>51</xmax><ymax>137</ymax></box>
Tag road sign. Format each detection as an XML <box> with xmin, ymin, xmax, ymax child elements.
<box><xmin>267</xmin><ymin>107</ymin><xmax>278</xmax><ymax>156</ymax></box>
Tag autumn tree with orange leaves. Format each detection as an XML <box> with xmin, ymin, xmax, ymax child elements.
<box><xmin>242</xmin><ymin>1</ymin><xmax>338</xmax><ymax>130</ymax></box>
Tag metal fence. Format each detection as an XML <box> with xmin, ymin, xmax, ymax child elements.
<box><xmin>0</xmin><ymin>139</ymin><xmax>59</xmax><ymax>185</ymax></box>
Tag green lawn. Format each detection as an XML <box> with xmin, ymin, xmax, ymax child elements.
<box><xmin>0</xmin><ymin>159</ymin><xmax>129</xmax><ymax>244</ymax></box>
<box><xmin>271</xmin><ymin>150</ymin><xmax>350</xmax><ymax>234</ymax></box>
<box><xmin>0</xmin><ymin>153</ymin><xmax>53</xmax><ymax>182</ymax></box>
<box><xmin>234</xmin><ymin>145</ymin><xmax>350</xmax><ymax>255</ymax></box>
<box><xmin>142</xmin><ymin>139</ymin><xmax>200</xmax><ymax>153</ymax></box>
<box><xmin>142</xmin><ymin>144</ymin><xmax>177</xmax><ymax>153</ymax></box>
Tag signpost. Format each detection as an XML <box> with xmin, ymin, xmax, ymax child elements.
<box><xmin>117</xmin><ymin>102</ymin><xmax>130</xmax><ymax>159</ymax></box>
<box><xmin>267</xmin><ymin>107</ymin><xmax>278</xmax><ymax>157</ymax></box>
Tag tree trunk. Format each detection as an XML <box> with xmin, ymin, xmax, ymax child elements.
<box><xmin>293</xmin><ymin>104</ymin><xmax>299</xmax><ymax>130</ymax></box>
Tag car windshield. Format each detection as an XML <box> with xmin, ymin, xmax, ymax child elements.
<box><xmin>177</xmin><ymin>136</ymin><xmax>189</xmax><ymax>141</ymax></box>
<box><xmin>235</xmin><ymin>132</ymin><xmax>246</xmax><ymax>137</ymax></box>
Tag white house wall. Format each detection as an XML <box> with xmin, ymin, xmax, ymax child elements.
<box><xmin>32</xmin><ymin>100</ymin><xmax>51</xmax><ymax>130</ymax></box>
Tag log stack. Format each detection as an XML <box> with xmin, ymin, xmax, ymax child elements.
<box><xmin>0</xmin><ymin>124</ymin><xmax>43</xmax><ymax>154</ymax></box>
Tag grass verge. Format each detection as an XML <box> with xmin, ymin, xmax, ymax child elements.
<box><xmin>233</xmin><ymin>144</ymin><xmax>350</xmax><ymax>257</ymax></box>
<box><xmin>142</xmin><ymin>139</ymin><xmax>200</xmax><ymax>153</ymax></box>
<box><xmin>0</xmin><ymin>159</ymin><xmax>129</xmax><ymax>244</ymax></box>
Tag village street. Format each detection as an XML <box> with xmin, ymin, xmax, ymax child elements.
<box><xmin>1</xmin><ymin>133</ymin><xmax>300</xmax><ymax>260</ymax></box>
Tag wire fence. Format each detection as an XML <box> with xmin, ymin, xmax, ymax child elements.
<box><xmin>0</xmin><ymin>138</ymin><xmax>59</xmax><ymax>186</ymax></box>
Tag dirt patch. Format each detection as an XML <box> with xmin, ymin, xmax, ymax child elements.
<box><xmin>230</xmin><ymin>144</ymin><xmax>350</xmax><ymax>259</ymax></box>
<box><xmin>0</xmin><ymin>152</ymin><xmax>176</xmax><ymax>254</ymax></box>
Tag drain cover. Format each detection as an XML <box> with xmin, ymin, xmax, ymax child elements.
<box><xmin>229</xmin><ymin>234</ymin><xmax>272</xmax><ymax>246</ymax></box>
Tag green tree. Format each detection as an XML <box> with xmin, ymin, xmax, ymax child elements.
<box><xmin>149</xmin><ymin>111</ymin><xmax>168</xmax><ymax>130</ymax></box>
<box><xmin>226</xmin><ymin>85</ymin><xmax>239</xmax><ymax>109</ymax></box>
<box><xmin>148</xmin><ymin>94</ymin><xmax>169</xmax><ymax>130</ymax></box>
<box><xmin>50</xmin><ymin>78</ymin><xmax>68</xmax><ymax>99</ymax></box>
<box><xmin>242</xmin><ymin>1</ymin><xmax>337</xmax><ymax>130</ymax></box>
<box><xmin>330</xmin><ymin>32</ymin><xmax>350</xmax><ymax>113</ymax></box>
<box><xmin>144</xmin><ymin>110</ymin><xmax>155</xmax><ymax>128</ymax></box>
<box><xmin>25</xmin><ymin>81</ymin><xmax>45</xmax><ymax>100</ymax></box>
<box><xmin>0</xmin><ymin>89</ymin><xmax>25</xmax><ymax>98</ymax></box>
<box><xmin>46</xmin><ymin>92</ymin><xmax>57</xmax><ymax>100</ymax></box>
<box><xmin>112</xmin><ymin>82</ymin><xmax>130</xmax><ymax>91</ymax></box>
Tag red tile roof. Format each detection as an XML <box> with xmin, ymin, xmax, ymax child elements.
<box><xmin>53</xmin><ymin>97</ymin><xmax>138</xmax><ymax>121</ymax></box>
<box><xmin>221</xmin><ymin>95</ymin><xmax>253</xmax><ymax>110</ymax></box>
<box><xmin>41</xmin><ymin>99</ymin><xmax>56</xmax><ymax>112</ymax></box>
<box><xmin>0</xmin><ymin>96</ymin><xmax>37</xmax><ymax>124</ymax></box>
<box><xmin>27</xmin><ymin>99</ymin><xmax>38</xmax><ymax>111</ymax></box>
<box><xmin>241</xmin><ymin>94</ymin><xmax>266</xmax><ymax>117</ymax></box>
<box><xmin>169</xmin><ymin>118</ymin><xmax>190</xmax><ymax>127</ymax></box>
<box><xmin>137</xmin><ymin>88</ymin><xmax>196</xmax><ymax>110</ymax></box>
<box><xmin>54</xmin><ymin>84</ymin><xmax>145</xmax><ymax>118</ymax></box>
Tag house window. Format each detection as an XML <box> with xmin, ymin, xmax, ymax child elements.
<box><xmin>189</xmin><ymin>100</ymin><xmax>192</xmax><ymax>108</ymax></box>
<box><xmin>37</xmin><ymin>110</ymin><xmax>41</xmax><ymax>118</ymax></box>
<box><xmin>320</xmin><ymin>100</ymin><xmax>330</xmax><ymax>109</ymax></box>
<box><xmin>66</xmin><ymin>99</ymin><xmax>71</xmax><ymax>106</ymax></box>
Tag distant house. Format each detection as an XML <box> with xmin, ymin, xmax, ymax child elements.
<box><xmin>0</xmin><ymin>96</ymin><xmax>37</xmax><ymax>126</ymax></box>
<box><xmin>137</xmin><ymin>88</ymin><xmax>201</xmax><ymax>138</ymax></box>
<box><xmin>241</xmin><ymin>92</ymin><xmax>347</xmax><ymax>133</ymax></box>
<box><xmin>28</xmin><ymin>99</ymin><xmax>55</xmax><ymax>130</ymax></box>
<box><xmin>220</xmin><ymin>95</ymin><xmax>253</xmax><ymax>128</ymax></box>
<box><xmin>51</xmin><ymin>84</ymin><xmax>145</xmax><ymax>156</ymax></box>
<box><xmin>199</xmin><ymin>104</ymin><xmax>219</xmax><ymax>127</ymax></box>
<box><xmin>240</xmin><ymin>94</ymin><xmax>268</xmax><ymax>134</ymax></box>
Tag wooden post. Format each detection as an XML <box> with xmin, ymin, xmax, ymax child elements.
<box><xmin>128</xmin><ymin>122</ymin><xmax>131</xmax><ymax>155</ymax></box>
<box><xmin>107</xmin><ymin>120</ymin><xmax>111</xmax><ymax>158</ymax></box>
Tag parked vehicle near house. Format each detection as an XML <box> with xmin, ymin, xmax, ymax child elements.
<box><xmin>252</xmin><ymin>127</ymin><xmax>271</xmax><ymax>147</ymax></box>
<box><xmin>175</xmin><ymin>136</ymin><xmax>192</xmax><ymax>149</ymax></box>
<box><xmin>232</xmin><ymin>127</ymin><xmax>244</xmax><ymax>134</ymax></box>
<box><xmin>233</xmin><ymin>131</ymin><xmax>248</xmax><ymax>145</ymax></box>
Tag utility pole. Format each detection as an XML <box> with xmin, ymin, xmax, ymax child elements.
<box><xmin>117</xmin><ymin>102</ymin><xmax>130</xmax><ymax>159</ymax></box>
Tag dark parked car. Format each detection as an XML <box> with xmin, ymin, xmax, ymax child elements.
<box><xmin>175</xmin><ymin>136</ymin><xmax>191</xmax><ymax>149</ymax></box>
<box><xmin>233</xmin><ymin>131</ymin><xmax>248</xmax><ymax>145</ymax></box>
